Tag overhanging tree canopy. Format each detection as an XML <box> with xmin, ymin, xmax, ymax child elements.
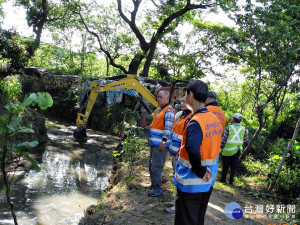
<box><xmin>70</xmin><ymin>0</ymin><xmax>236</xmax><ymax>77</ymax></box>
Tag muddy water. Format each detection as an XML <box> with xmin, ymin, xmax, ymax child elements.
<box><xmin>0</xmin><ymin>120</ymin><xmax>119</xmax><ymax>225</ymax></box>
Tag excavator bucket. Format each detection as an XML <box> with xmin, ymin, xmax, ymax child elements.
<box><xmin>73</xmin><ymin>126</ymin><xmax>87</xmax><ymax>141</ymax></box>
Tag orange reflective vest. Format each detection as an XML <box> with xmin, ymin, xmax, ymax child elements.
<box><xmin>206</xmin><ymin>105</ymin><xmax>226</xmax><ymax>131</ymax></box>
<box><xmin>174</xmin><ymin>112</ymin><xmax>222</xmax><ymax>193</ymax></box>
<box><xmin>168</xmin><ymin>112</ymin><xmax>193</xmax><ymax>155</ymax></box>
<box><xmin>149</xmin><ymin>105</ymin><xmax>175</xmax><ymax>147</ymax></box>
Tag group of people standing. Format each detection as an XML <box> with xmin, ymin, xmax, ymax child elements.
<box><xmin>148</xmin><ymin>80</ymin><xmax>248</xmax><ymax>225</ymax></box>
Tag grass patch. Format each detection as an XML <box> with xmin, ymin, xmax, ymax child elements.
<box><xmin>45</xmin><ymin>119</ymin><xmax>61</xmax><ymax>129</ymax></box>
<box><xmin>242</xmin><ymin>156</ymin><xmax>269</xmax><ymax>176</ymax></box>
<box><xmin>236</xmin><ymin>175</ymin><xmax>269</xmax><ymax>189</ymax></box>
<box><xmin>214</xmin><ymin>181</ymin><xmax>236</xmax><ymax>195</ymax></box>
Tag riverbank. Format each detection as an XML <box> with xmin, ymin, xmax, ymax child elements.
<box><xmin>0</xmin><ymin>118</ymin><xmax>120</xmax><ymax>225</ymax></box>
<box><xmin>78</xmin><ymin>146</ymin><xmax>286</xmax><ymax>225</ymax></box>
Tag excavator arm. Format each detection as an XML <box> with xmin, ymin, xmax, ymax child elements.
<box><xmin>75</xmin><ymin>75</ymin><xmax>158</xmax><ymax>129</ymax></box>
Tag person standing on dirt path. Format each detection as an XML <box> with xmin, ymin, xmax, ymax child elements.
<box><xmin>148</xmin><ymin>89</ymin><xmax>175</xmax><ymax>197</ymax></box>
<box><xmin>205</xmin><ymin>91</ymin><xmax>226</xmax><ymax>132</ymax></box>
<box><xmin>174</xmin><ymin>80</ymin><xmax>222</xmax><ymax>225</ymax></box>
<box><xmin>220</xmin><ymin>113</ymin><xmax>248</xmax><ymax>184</ymax></box>
<box><xmin>164</xmin><ymin>97</ymin><xmax>192</xmax><ymax>214</ymax></box>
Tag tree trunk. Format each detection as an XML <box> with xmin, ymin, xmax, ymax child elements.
<box><xmin>105</xmin><ymin>56</ymin><xmax>109</xmax><ymax>76</ymax></box>
<box><xmin>142</xmin><ymin>38</ymin><xmax>157</xmax><ymax>77</ymax></box>
<box><xmin>272</xmin><ymin>87</ymin><xmax>287</xmax><ymax>126</ymax></box>
<box><xmin>128</xmin><ymin>52</ymin><xmax>146</xmax><ymax>75</ymax></box>
<box><xmin>241</xmin><ymin>88</ymin><xmax>252</xmax><ymax>114</ymax></box>
<box><xmin>27</xmin><ymin>0</ymin><xmax>48</xmax><ymax>59</ymax></box>
<box><xmin>268</xmin><ymin>118</ymin><xmax>300</xmax><ymax>190</ymax></box>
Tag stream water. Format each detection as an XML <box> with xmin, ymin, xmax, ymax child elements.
<box><xmin>0</xmin><ymin>120</ymin><xmax>119</xmax><ymax>225</ymax></box>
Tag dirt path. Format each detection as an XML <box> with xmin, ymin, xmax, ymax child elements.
<box><xmin>80</xmin><ymin>151</ymin><xmax>284</xmax><ymax>225</ymax></box>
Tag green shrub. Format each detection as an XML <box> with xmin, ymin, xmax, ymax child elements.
<box><xmin>268</xmin><ymin>141</ymin><xmax>300</xmax><ymax>200</ymax></box>
<box><xmin>242</xmin><ymin>156</ymin><xmax>268</xmax><ymax>176</ymax></box>
<box><xmin>0</xmin><ymin>76</ymin><xmax>22</xmax><ymax>102</ymax></box>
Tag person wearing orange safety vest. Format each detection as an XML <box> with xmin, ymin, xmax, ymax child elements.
<box><xmin>174</xmin><ymin>80</ymin><xmax>222</xmax><ymax>225</ymax></box>
<box><xmin>205</xmin><ymin>91</ymin><xmax>226</xmax><ymax>132</ymax></box>
<box><xmin>164</xmin><ymin>98</ymin><xmax>192</xmax><ymax>214</ymax></box>
<box><xmin>148</xmin><ymin>89</ymin><xmax>175</xmax><ymax>197</ymax></box>
<box><xmin>168</xmin><ymin>101</ymin><xmax>193</xmax><ymax>157</ymax></box>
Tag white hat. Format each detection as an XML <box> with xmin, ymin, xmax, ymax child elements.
<box><xmin>232</xmin><ymin>113</ymin><xmax>242</xmax><ymax>120</ymax></box>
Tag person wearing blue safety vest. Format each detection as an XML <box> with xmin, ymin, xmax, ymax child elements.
<box><xmin>148</xmin><ymin>89</ymin><xmax>175</xmax><ymax>197</ymax></box>
<box><xmin>174</xmin><ymin>80</ymin><xmax>222</xmax><ymax>225</ymax></box>
<box><xmin>220</xmin><ymin>113</ymin><xmax>248</xmax><ymax>184</ymax></box>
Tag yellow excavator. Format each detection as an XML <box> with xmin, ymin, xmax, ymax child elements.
<box><xmin>73</xmin><ymin>75</ymin><xmax>159</xmax><ymax>140</ymax></box>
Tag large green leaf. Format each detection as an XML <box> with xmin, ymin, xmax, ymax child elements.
<box><xmin>10</xmin><ymin>116</ymin><xmax>22</xmax><ymax>128</ymax></box>
<box><xmin>21</xmin><ymin>93</ymin><xmax>37</xmax><ymax>107</ymax></box>
<box><xmin>13</xmin><ymin>141</ymin><xmax>39</xmax><ymax>148</ymax></box>
<box><xmin>37</xmin><ymin>92</ymin><xmax>53</xmax><ymax>109</ymax></box>
<box><xmin>6</xmin><ymin>124</ymin><xmax>15</xmax><ymax>132</ymax></box>
<box><xmin>16</xmin><ymin>127</ymin><xmax>34</xmax><ymax>133</ymax></box>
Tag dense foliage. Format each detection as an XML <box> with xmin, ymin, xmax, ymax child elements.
<box><xmin>0</xmin><ymin>30</ymin><xmax>27</xmax><ymax>77</ymax></box>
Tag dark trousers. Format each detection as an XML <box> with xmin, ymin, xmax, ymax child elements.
<box><xmin>149</xmin><ymin>146</ymin><xmax>168</xmax><ymax>192</ymax></box>
<box><xmin>221</xmin><ymin>152</ymin><xmax>240</xmax><ymax>183</ymax></box>
<box><xmin>175</xmin><ymin>187</ymin><xmax>213</xmax><ymax>225</ymax></box>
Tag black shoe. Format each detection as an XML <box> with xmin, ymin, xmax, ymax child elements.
<box><xmin>164</xmin><ymin>207</ymin><xmax>175</xmax><ymax>214</ymax></box>
<box><xmin>148</xmin><ymin>189</ymin><xmax>163</xmax><ymax>197</ymax></box>
<box><xmin>219</xmin><ymin>179</ymin><xmax>226</xmax><ymax>183</ymax></box>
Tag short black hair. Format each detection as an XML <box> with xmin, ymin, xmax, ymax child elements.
<box><xmin>186</xmin><ymin>80</ymin><xmax>208</xmax><ymax>103</ymax></box>
<box><xmin>207</xmin><ymin>91</ymin><xmax>217</xmax><ymax>100</ymax></box>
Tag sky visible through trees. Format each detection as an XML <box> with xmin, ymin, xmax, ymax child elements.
<box><xmin>2</xmin><ymin>1</ymin><xmax>235</xmax><ymax>48</ymax></box>
<box><xmin>1</xmin><ymin>0</ymin><xmax>240</xmax><ymax>83</ymax></box>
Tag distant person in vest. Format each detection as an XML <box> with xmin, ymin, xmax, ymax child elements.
<box><xmin>164</xmin><ymin>97</ymin><xmax>192</xmax><ymax>214</ymax></box>
<box><xmin>148</xmin><ymin>89</ymin><xmax>175</xmax><ymax>197</ymax></box>
<box><xmin>220</xmin><ymin>113</ymin><xmax>248</xmax><ymax>184</ymax></box>
<box><xmin>174</xmin><ymin>80</ymin><xmax>222</xmax><ymax>225</ymax></box>
<box><xmin>205</xmin><ymin>91</ymin><xmax>226</xmax><ymax>131</ymax></box>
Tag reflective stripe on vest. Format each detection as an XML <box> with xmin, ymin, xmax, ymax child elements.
<box><xmin>168</xmin><ymin>112</ymin><xmax>192</xmax><ymax>155</ymax></box>
<box><xmin>178</xmin><ymin>154</ymin><xmax>219</xmax><ymax>168</ymax></box>
<box><xmin>222</xmin><ymin>125</ymin><xmax>245</xmax><ymax>156</ymax></box>
<box><xmin>174</xmin><ymin>112</ymin><xmax>222</xmax><ymax>193</ymax></box>
<box><xmin>149</xmin><ymin>105</ymin><xmax>175</xmax><ymax>147</ymax></box>
<box><xmin>206</xmin><ymin>105</ymin><xmax>226</xmax><ymax>131</ymax></box>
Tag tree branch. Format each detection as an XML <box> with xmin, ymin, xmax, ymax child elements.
<box><xmin>150</xmin><ymin>0</ymin><xmax>158</xmax><ymax>7</ymax></box>
<box><xmin>75</xmin><ymin>4</ymin><xmax>128</xmax><ymax>74</ymax></box>
<box><xmin>259</xmin><ymin>70</ymin><xmax>293</xmax><ymax>111</ymax></box>
<box><xmin>269</xmin><ymin>118</ymin><xmax>300</xmax><ymax>190</ymax></box>
<box><xmin>156</xmin><ymin>1</ymin><xmax>209</xmax><ymax>36</ymax></box>
<box><xmin>117</xmin><ymin>0</ymin><xmax>149</xmax><ymax>51</ymax></box>
<box><xmin>142</xmin><ymin>1</ymin><xmax>213</xmax><ymax>76</ymax></box>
